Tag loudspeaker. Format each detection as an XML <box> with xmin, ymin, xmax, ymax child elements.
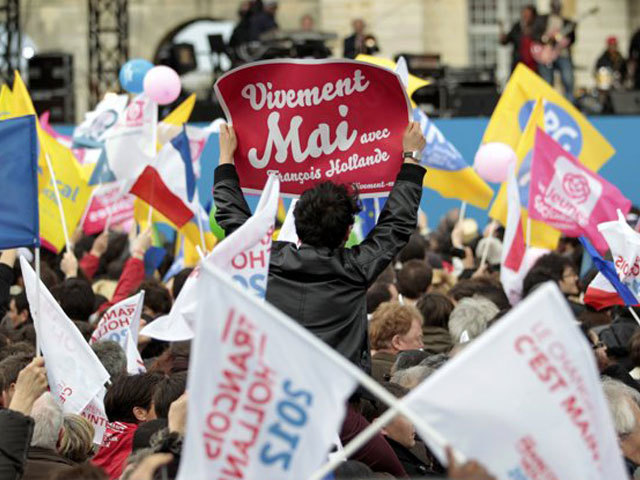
<box><xmin>450</xmin><ymin>87</ymin><xmax>499</xmax><ymax>117</ymax></box>
<box><xmin>28</xmin><ymin>53</ymin><xmax>73</xmax><ymax>91</ymax></box>
<box><xmin>610</xmin><ymin>91</ymin><xmax>640</xmax><ymax>115</ymax></box>
<box><xmin>28</xmin><ymin>53</ymin><xmax>75</xmax><ymax>123</ymax></box>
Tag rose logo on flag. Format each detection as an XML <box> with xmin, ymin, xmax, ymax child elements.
<box><xmin>562</xmin><ymin>173</ymin><xmax>591</xmax><ymax>204</ymax></box>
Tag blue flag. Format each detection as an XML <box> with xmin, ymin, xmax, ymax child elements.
<box><xmin>0</xmin><ymin>116</ymin><xmax>39</xmax><ymax>248</ymax></box>
<box><xmin>171</xmin><ymin>128</ymin><xmax>195</xmax><ymax>202</ymax></box>
<box><xmin>579</xmin><ymin>236</ymin><xmax>637</xmax><ymax>306</ymax></box>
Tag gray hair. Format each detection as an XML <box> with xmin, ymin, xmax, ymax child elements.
<box><xmin>602</xmin><ymin>377</ymin><xmax>640</xmax><ymax>436</ymax></box>
<box><xmin>30</xmin><ymin>392</ymin><xmax>64</xmax><ymax>449</ymax></box>
<box><xmin>390</xmin><ymin>365</ymin><xmax>433</xmax><ymax>390</ymax></box>
<box><xmin>475</xmin><ymin>237</ymin><xmax>502</xmax><ymax>266</ymax></box>
<box><xmin>448</xmin><ymin>296</ymin><xmax>499</xmax><ymax>343</ymax></box>
<box><xmin>92</xmin><ymin>340</ymin><xmax>126</xmax><ymax>380</ymax></box>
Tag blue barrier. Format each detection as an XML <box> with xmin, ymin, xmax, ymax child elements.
<box><xmin>57</xmin><ymin>115</ymin><xmax>640</xmax><ymax>231</ymax></box>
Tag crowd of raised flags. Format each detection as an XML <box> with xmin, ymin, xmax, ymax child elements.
<box><xmin>0</xmin><ymin>54</ymin><xmax>639</xmax><ymax>480</ymax></box>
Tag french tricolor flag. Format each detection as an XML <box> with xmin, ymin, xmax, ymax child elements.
<box><xmin>581</xmin><ymin>235</ymin><xmax>639</xmax><ymax>310</ymax></box>
<box><xmin>130</xmin><ymin>128</ymin><xmax>195</xmax><ymax>229</ymax></box>
<box><xmin>500</xmin><ymin>164</ymin><xmax>527</xmax><ymax>305</ymax></box>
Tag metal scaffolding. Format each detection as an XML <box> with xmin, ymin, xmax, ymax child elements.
<box><xmin>88</xmin><ymin>0</ymin><xmax>128</xmax><ymax>107</ymax></box>
<box><xmin>0</xmin><ymin>0</ymin><xmax>20</xmax><ymax>85</ymax></box>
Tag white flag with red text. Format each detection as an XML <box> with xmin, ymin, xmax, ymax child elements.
<box><xmin>176</xmin><ymin>262</ymin><xmax>358</xmax><ymax>480</ymax></box>
<box><xmin>404</xmin><ymin>282</ymin><xmax>627</xmax><ymax>480</ymax></box>
<box><xmin>90</xmin><ymin>292</ymin><xmax>146</xmax><ymax>374</ymax></box>
<box><xmin>80</xmin><ymin>387</ymin><xmax>109</xmax><ymax>445</ymax></box>
<box><xmin>20</xmin><ymin>257</ymin><xmax>110</xmax><ymax>414</ymax></box>
<box><xmin>140</xmin><ymin>175</ymin><xmax>280</xmax><ymax>341</ymax></box>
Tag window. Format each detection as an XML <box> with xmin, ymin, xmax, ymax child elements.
<box><xmin>468</xmin><ymin>0</ymin><xmax>532</xmax><ymax>83</ymax></box>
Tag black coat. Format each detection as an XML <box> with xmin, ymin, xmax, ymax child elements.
<box><xmin>0</xmin><ymin>409</ymin><xmax>34</xmax><ymax>480</ymax></box>
<box><xmin>214</xmin><ymin>163</ymin><xmax>426</xmax><ymax>371</ymax></box>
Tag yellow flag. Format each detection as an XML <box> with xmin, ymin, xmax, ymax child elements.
<box><xmin>489</xmin><ymin>99</ymin><xmax>561</xmax><ymax>249</ymax></box>
<box><xmin>0</xmin><ymin>84</ymin><xmax>13</xmax><ymax>119</ymax></box>
<box><xmin>483</xmin><ymin>64</ymin><xmax>614</xmax><ymax>171</ymax></box>
<box><xmin>39</xmin><ymin>133</ymin><xmax>94</xmax><ymax>252</ymax></box>
<box><xmin>9</xmin><ymin>71</ymin><xmax>51</xmax><ymax>192</ymax></box>
<box><xmin>162</xmin><ymin>93</ymin><xmax>196</xmax><ymax>126</ymax></box>
<box><xmin>355</xmin><ymin>54</ymin><xmax>429</xmax><ymax>107</ymax></box>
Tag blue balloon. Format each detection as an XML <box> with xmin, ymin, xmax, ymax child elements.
<box><xmin>119</xmin><ymin>59</ymin><xmax>153</xmax><ymax>94</ymax></box>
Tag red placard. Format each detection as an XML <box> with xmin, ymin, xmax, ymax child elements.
<box><xmin>214</xmin><ymin>59</ymin><xmax>411</xmax><ymax>197</ymax></box>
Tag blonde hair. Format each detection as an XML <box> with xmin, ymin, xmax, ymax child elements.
<box><xmin>59</xmin><ymin>414</ymin><xmax>95</xmax><ymax>463</ymax></box>
<box><xmin>369</xmin><ymin>302</ymin><xmax>422</xmax><ymax>350</ymax></box>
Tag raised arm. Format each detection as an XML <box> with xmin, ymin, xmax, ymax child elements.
<box><xmin>347</xmin><ymin>122</ymin><xmax>426</xmax><ymax>285</ymax></box>
<box><xmin>213</xmin><ymin>124</ymin><xmax>252</xmax><ymax>236</ymax></box>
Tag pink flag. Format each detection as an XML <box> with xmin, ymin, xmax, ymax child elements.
<box><xmin>528</xmin><ymin>128</ymin><xmax>631</xmax><ymax>253</ymax></box>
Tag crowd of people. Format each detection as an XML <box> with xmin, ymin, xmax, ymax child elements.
<box><xmin>0</xmin><ymin>118</ymin><xmax>637</xmax><ymax>480</ymax></box>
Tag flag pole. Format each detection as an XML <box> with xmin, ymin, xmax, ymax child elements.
<box><xmin>479</xmin><ymin>220</ymin><xmax>497</xmax><ymax>268</ymax></box>
<box><xmin>44</xmin><ymin>152</ymin><xmax>72</xmax><ymax>252</ymax></box>
<box><xmin>458</xmin><ymin>201</ymin><xmax>467</xmax><ymax>224</ymax></box>
<box><xmin>311</xmin><ymin>407</ymin><xmax>409</xmax><ymax>480</ymax></box>
<box><xmin>34</xmin><ymin>246</ymin><xmax>42</xmax><ymax>357</ymax></box>
<box><xmin>200</xmin><ymin>261</ymin><xmax>463</xmax><ymax>471</ymax></box>
<box><xmin>525</xmin><ymin>217</ymin><xmax>532</xmax><ymax>248</ymax></box>
<box><xmin>628</xmin><ymin>307</ymin><xmax>640</xmax><ymax>327</ymax></box>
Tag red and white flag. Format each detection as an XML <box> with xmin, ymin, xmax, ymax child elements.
<box><xmin>130</xmin><ymin>128</ymin><xmax>196</xmax><ymax>228</ymax></box>
<box><xmin>140</xmin><ymin>175</ymin><xmax>280</xmax><ymax>341</ymax></box>
<box><xmin>176</xmin><ymin>262</ymin><xmax>358</xmax><ymax>480</ymax></box>
<box><xmin>500</xmin><ymin>164</ymin><xmax>527</xmax><ymax>305</ymax></box>
<box><xmin>20</xmin><ymin>257</ymin><xmax>110</xmax><ymax>414</ymax></box>
<box><xmin>90</xmin><ymin>292</ymin><xmax>146</xmax><ymax>374</ymax></box>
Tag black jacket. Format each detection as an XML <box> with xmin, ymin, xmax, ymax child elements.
<box><xmin>0</xmin><ymin>409</ymin><xmax>34</xmax><ymax>480</ymax></box>
<box><xmin>214</xmin><ymin>163</ymin><xmax>426</xmax><ymax>371</ymax></box>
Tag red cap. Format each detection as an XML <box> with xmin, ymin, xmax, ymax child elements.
<box><xmin>607</xmin><ymin>36</ymin><xmax>618</xmax><ymax>46</ymax></box>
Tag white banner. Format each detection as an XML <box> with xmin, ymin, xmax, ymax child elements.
<box><xmin>104</xmin><ymin>94</ymin><xmax>157</xmax><ymax>181</ymax></box>
<box><xmin>141</xmin><ymin>175</ymin><xmax>280</xmax><ymax>341</ymax></box>
<box><xmin>176</xmin><ymin>262</ymin><xmax>358</xmax><ymax>480</ymax></box>
<box><xmin>20</xmin><ymin>257</ymin><xmax>110</xmax><ymax>414</ymax></box>
<box><xmin>598</xmin><ymin>210</ymin><xmax>640</xmax><ymax>297</ymax></box>
<box><xmin>90</xmin><ymin>292</ymin><xmax>146</xmax><ymax>374</ymax></box>
<box><xmin>404</xmin><ymin>282</ymin><xmax>627</xmax><ymax>479</ymax></box>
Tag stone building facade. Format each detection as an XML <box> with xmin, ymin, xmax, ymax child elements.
<box><xmin>20</xmin><ymin>0</ymin><xmax>640</xmax><ymax>119</ymax></box>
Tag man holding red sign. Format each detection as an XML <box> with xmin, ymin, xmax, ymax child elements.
<box><xmin>213</xmin><ymin>120</ymin><xmax>425</xmax><ymax>372</ymax></box>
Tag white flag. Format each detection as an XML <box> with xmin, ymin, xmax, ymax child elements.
<box><xmin>20</xmin><ymin>258</ymin><xmax>110</xmax><ymax>414</ymax></box>
<box><xmin>404</xmin><ymin>282</ymin><xmax>627</xmax><ymax>479</ymax></box>
<box><xmin>80</xmin><ymin>387</ymin><xmax>109</xmax><ymax>445</ymax></box>
<box><xmin>141</xmin><ymin>175</ymin><xmax>280</xmax><ymax>341</ymax></box>
<box><xmin>500</xmin><ymin>164</ymin><xmax>527</xmax><ymax>306</ymax></box>
<box><xmin>90</xmin><ymin>292</ymin><xmax>146</xmax><ymax>374</ymax></box>
<box><xmin>598</xmin><ymin>210</ymin><xmax>640</xmax><ymax>297</ymax></box>
<box><xmin>176</xmin><ymin>262</ymin><xmax>358</xmax><ymax>480</ymax></box>
<box><xmin>104</xmin><ymin>94</ymin><xmax>157</xmax><ymax>181</ymax></box>
<box><xmin>73</xmin><ymin>93</ymin><xmax>129</xmax><ymax>145</ymax></box>
<box><xmin>278</xmin><ymin>198</ymin><xmax>299</xmax><ymax>245</ymax></box>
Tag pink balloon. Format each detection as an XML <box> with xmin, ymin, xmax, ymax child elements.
<box><xmin>143</xmin><ymin>66</ymin><xmax>181</xmax><ymax>105</ymax></box>
<box><xmin>473</xmin><ymin>142</ymin><xmax>517</xmax><ymax>183</ymax></box>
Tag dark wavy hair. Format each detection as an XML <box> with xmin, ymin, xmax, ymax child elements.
<box><xmin>294</xmin><ymin>182</ymin><xmax>361</xmax><ymax>249</ymax></box>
